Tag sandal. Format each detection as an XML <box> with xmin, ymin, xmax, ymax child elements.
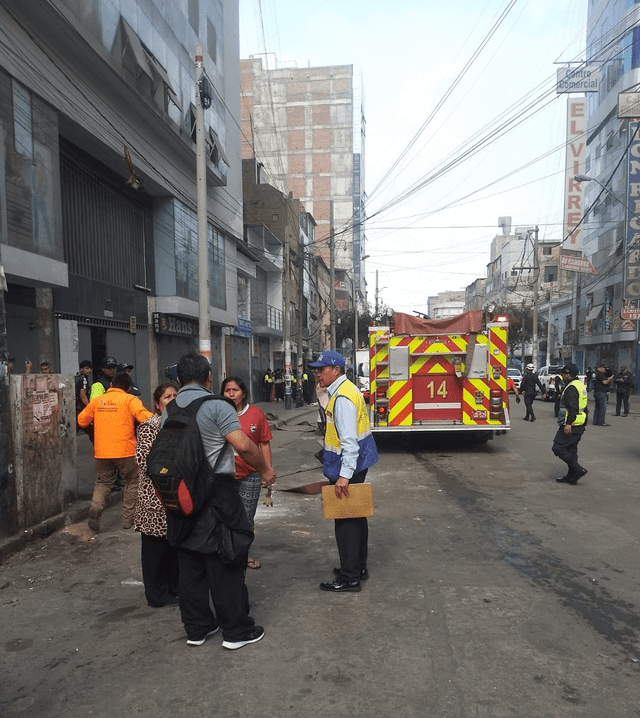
<box><xmin>247</xmin><ymin>557</ymin><xmax>262</xmax><ymax>570</ymax></box>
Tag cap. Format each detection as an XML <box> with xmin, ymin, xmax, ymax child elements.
<box><xmin>308</xmin><ymin>351</ymin><xmax>346</xmax><ymax>369</ymax></box>
<box><xmin>117</xmin><ymin>362</ymin><xmax>134</xmax><ymax>372</ymax></box>
<box><xmin>561</xmin><ymin>362</ymin><xmax>578</xmax><ymax>377</ymax></box>
<box><xmin>101</xmin><ymin>356</ymin><xmax>118</xmax><ymax>368</ymax></box>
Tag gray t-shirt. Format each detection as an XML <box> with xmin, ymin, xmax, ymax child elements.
<box><xmin>162</xmin><ymin>384</ymin><xmax>240</xmax><ymax>478</ymax></box>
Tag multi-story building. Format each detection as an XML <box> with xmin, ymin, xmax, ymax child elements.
<box><xmin>243</xmin><ymin>157</ymin><xmax>320</xmax><ymax>389</ymax></box>
<box><xmin>0</xmin><ymin>0</ymin><xmax>248</xmax><ymax>397</ymax></box>
<box><xmin>427</xmin><ymin>291</ymin><xmax>465</xmax><ymax>319</ymax></box>
<box><xmin>239</xmin><ymin>58</ymin><xmax>367</xmax><ymax>308</ymax></box>
<box><xmin>576</xmin><ymin>0</ymin><xmax>640</xmax><ymax>378</ymax></box>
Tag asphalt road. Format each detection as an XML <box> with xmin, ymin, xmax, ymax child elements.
<box><xmin>1</xmin><ymin>397</ymin><xmax>639</xmax><ymax>717</ymax></box>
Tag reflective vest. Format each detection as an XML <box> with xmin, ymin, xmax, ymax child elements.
<box><xmin>323</xmin><ymin>379</ymin><xmax>378</xmax><ymax>481</ymax></box>
<box><xmin>561</xmin><ymin>378</ymin><xmax>588</xmax><ymax>426</ymax></box>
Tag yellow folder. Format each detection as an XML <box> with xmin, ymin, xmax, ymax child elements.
<box><xmin>322</xmin><ymin>483</ymin><xmax>374</xmax><ymax>519</ymax></box>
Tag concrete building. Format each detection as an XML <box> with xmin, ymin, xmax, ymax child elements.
<box><xmin>576</xmin><ymin>0</ymin><xmax>640</xmax><ymax>379</ymax></box>
<box><xmin>465</xmin><ymin>278</ymin><xmax>487</xmax><ymax>311</ymax></box>
<box><xmin>427</xmin><ymin>291</ymin><xmax>465</xmax><ymax>319</ymax></box>
<box><xmin>0</xmin><ymin>0</ymin><xmax>248</xmax><ymax>399</ymax></box>
<box><xmin>243</xmin><ymin>157</ymin><xmax>320</xmax><ymax>389</ymax></box>
<box><xmin>239</xmin><ymin>58</ymin><xmax>368</xmax><ymax>306</ymax></box>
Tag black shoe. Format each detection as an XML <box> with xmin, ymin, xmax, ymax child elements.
<box><xmin>222</xmin><ymin>626</ymin><xmax>265</xmax><ymax>650</ymax></box>
<box><xmin>320</xmin><ymin>578</ymin><xmax>361</xmax><ymax>593</ymax></box>
<box><xmin>530</xmin><ymin>417</ymin><xmax>536</xmax><ymax>422</ymax></box>
<box><xmin>148</xmin><ymin>596</ymin><xmax>180</xmax><ymax>608</ymax></box>
<box><xmin>186</xmin><ymin>625</ymin><xmax>220</xmax><ymax>646</ymax></box>
<box><xmin>556</xmin><ymin>475</ymin><xmax>570</xmax><ymax>483</ymax></box>
<box><xmin>333</xmin><ymin>566</ymin><xmax>369</xmax><ymax>581</ymax></box>
<box><xmin>568</xmin><ymin>468</ymin><xmax>588</xmax><ymax>485</ymax></box>
<box><xmin>523</xmin><ymin>417</ymin><xmax>529</xmax><ymax>421</ymax></box>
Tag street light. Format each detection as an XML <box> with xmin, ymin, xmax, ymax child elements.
<box><xmin>574</xmin><ymin>174</ymin><xmax>640</xmax><ymax>222</ymax></box>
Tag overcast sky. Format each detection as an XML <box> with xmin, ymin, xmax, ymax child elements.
<box><xmin>239</xmin><ymin>0</ymin><xmax>587</xmax><ymax>316</ymax></box>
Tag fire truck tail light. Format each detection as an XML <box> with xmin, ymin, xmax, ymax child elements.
<box><xmin>376</xmin><ymin>386</ymin><xmax>387</xmax><ymax>398</ymax></box>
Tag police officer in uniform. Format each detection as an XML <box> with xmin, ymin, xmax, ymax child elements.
<box><xmin>553</xmin><ymin>363</ymin><xmax>588</xmax><ymax>485</ymax></box>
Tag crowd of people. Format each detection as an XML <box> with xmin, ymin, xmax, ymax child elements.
<box><xmin>75</xmin><ymin>350</ymin><xmax>376</xmax><ymax>650</ymax></box>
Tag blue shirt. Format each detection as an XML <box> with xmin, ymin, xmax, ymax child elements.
<box><xmin>326</xmin><ymin>374</ymin><xmax>359</xmax><ymax>480</ymax></box>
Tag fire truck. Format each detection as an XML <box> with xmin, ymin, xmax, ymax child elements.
<box><xmin>368</xmin><ymin>310</ymin><xmax>510</xmax><ymax>439</ymax></box>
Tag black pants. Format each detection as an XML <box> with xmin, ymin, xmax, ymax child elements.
<box><xmin>523</xmin><ymin>394</ymin><xmax>536</xmax><ymax>420</ymax></box>
<box><xmin>615</xmin><ymin>392</ymin><xmax>630</xmax><ymax>415</ymax></box>
<box><xmin>176</xmin><ymin>547</ymin><xmax>254</xmax><ymax>642</ymax></box>
<box><xmin>552</xmin><ymin>425</ymin><xmax>585</xmax><ymax>476</ymax></box>
<box><xmin>334</xmin><ymin>469</ymin><xmax>368</xmax><ymax>582</ymax></box>
<box><xmin>140</xmin><ymin>532</ymin><xmax>179</xmax><ymax>607</ymax></box>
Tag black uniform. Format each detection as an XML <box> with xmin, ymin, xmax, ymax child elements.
<box><xmin>520</xmin><ymin>371</ymin><xmax>545</xmax><ymax>422</ymax></box>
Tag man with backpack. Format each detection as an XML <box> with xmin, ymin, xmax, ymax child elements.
<box><xmin>161</xmin><ymin>353</ymin><xmax>276</xmax><ymax>649</ymax></box>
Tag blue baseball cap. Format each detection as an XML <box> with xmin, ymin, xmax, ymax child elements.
<box><xmin>308</xmin><ymin>351</ymin><xmax>346</xmax><ymax>368</ymax></box>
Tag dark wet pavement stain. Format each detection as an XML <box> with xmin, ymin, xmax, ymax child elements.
<box><xmin>414</xmin><ymin>451</ymin><xmax>640</xmax><ymax>658</ymax></box>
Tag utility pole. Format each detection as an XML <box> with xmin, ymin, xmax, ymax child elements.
<box><xmin>297</xmin><ymin>238</ymin><xmax>304</xmax><ymax>374</ymax></box>
<box><xmin>329</xmin><ymin>201</ymin><xmax>336</xmax><ymax>351</ymax></box>
<box><xmin>195</xmin><ymin>45</ymin><xmax>210</xmax><ymax>361</ymax></box>
<box><xmin>375</xmin><ymin>270</ymin><xmax>379</xmax><ymax>318</ymax></box>
<box><xmin>531</xmin><ymin>226</ymin><xmax>540</xmax><ymax>369</ymax></box>
<box><xmin>546</xmin><ymin>282</ymin><xmax>554</xmax><ymax>367</ymax></box>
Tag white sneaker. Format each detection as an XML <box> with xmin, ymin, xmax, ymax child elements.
<box><xmin>222</xmin><ymin>626</ymin><xmax>265</xmax><ymax>650</ymax></box>
<box><xmin>186</xmin><ymin>625</ymin><xmax>220</xmax><ymax>646</ymax></box>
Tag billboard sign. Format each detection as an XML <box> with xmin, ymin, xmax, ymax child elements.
<box><xmin>625</xmin><ymin>121</ymin><xmax>640</xmax><ymax>300</ymax></box>
<box><xmin>618</xmin><ymin>92</ymin><xmax>640</xmax><ymax>118</ymax></box>
<box><xmin>559</xmin><ymin>255</ymin><xmax>596</xmax><ymax>274</ymax></box>
<box><xmin>563</xmin><ymin>98</ymin><xmax>586</xmax><ymax>248</ymax></box>
<box><xmin>556</xmin><ymin>65</ymin><xmax>599</xmax><ymax>94</ymax></box>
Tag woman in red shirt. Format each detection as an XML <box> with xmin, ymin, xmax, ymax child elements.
<box><xmin>221</xmin><ymin>376</ymin><xmax>273</xmax><ymax>570</ymax></box>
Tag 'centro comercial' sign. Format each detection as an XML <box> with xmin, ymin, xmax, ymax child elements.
<box><xmin>556</xmin><ymin>65</ymin><xmax>599</xmax><ymax>94</ymax></box>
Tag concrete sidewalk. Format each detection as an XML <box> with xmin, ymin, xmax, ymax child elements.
<box><xmin>0</xmin><ymin>399</ymin><xmax>319</xmax><ymax>563</ymax></box>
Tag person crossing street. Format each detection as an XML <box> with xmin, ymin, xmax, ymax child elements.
<box><xmin>520</xmin><ymin>364</ymin><xmax>546</xmax><ymax>422</ymax></box>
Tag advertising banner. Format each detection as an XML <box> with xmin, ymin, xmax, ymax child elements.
<box><xmin>563</xmin><ymin>98</ymin><xmax>586</xmax><ymax>248</ymax></box>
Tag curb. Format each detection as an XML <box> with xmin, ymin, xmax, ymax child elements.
<box><xmin>0</xmin><ymin>490</ymin><xmax>123</xmax><ymax>565</ymax></box>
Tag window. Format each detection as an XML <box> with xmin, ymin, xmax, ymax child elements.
<box><xmin>12</xmin><ymin>81</ymin><xmax>32</xmax><ymax>159</ymax></box>
<box><xmin>542</xmin><ymin>246</ymin><xmax>553</xmax><ymax>255</ymax></box>
<box><xmin>174</xmin><ymin>200</ymin><xmax>226</xmax><ymax>310</ymax></box>
<box><xmin>188</xmin><ymin>0</ymin><xmax>199</xmax><ymax>33</ymax></box>
<box><xmin>207</xmin><ymin>19</ymin><xmax>217</xmax><ymax>64</ymax></box>
<box><xmin>544</xmin><ymin>265</ymin><xmax>557</xmax><ymax>283</ymax></box>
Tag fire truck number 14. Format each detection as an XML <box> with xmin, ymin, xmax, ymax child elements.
<box><xmin>426</xmin><ymin>380</ymin><xmax>448</xmax><ymax>399</ymax></box>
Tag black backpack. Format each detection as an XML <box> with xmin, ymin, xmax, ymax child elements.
<box><xmin>147</xmin><ymin>395</ymin><xmax>225</xmax><ymax>516</ymax></box>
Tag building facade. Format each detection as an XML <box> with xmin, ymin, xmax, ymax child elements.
<box><xmin>577</xmin><ymin>0</ymin><xmax>640</xmax><ymax>379</ymax></box>
<box><xmin>239</xmin><ymin>58</ymin><xmax>368</xmax><ymax>307</ymax></box>
<box><xmin>0</xmin><ymin>0</ymin><xmax>248</xmax><ymax>399</ymax></box>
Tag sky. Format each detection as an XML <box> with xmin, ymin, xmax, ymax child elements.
<box><xmin>238</xmin><ymin>0</ymin><xmax>588</xmax><ymax>317</ymax></box>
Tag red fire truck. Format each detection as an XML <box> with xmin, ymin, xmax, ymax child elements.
<box><xmin>368</xmin><ymin>311</ymin><xmax>510</xmax><ymax>439</ymax></box>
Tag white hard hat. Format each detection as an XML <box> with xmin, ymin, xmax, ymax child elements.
<box><xmin>526</xmin><ymin>363</ymin><xmax>534</xmax><ymax>371</ymax></box>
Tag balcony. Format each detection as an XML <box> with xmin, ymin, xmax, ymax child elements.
<box><xmin>251</xmin><ymin>302</ymin><xmax>283</xmax><ymax>337</ymax></box>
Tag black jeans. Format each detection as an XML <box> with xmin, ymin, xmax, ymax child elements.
<box><xmin>333</xmin><ymin>469</ymin><xmax>369</xmax><ymax>582</ymax></box>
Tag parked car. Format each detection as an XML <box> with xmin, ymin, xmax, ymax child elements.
<box><xmin>507</xmin><ymin>367</ymin><xmax>522</xmax><ymax>392</ymax></box>
<box><xmin>537</xmin><ymin>365</ymin><xmax>587</xmax><ymax>400</ymax></box>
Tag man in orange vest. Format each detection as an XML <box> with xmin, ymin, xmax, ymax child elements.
<box><xmin>78</xmin><ymin>371</ymin><xmax>152</xmax><ymax>532</ymax></box>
